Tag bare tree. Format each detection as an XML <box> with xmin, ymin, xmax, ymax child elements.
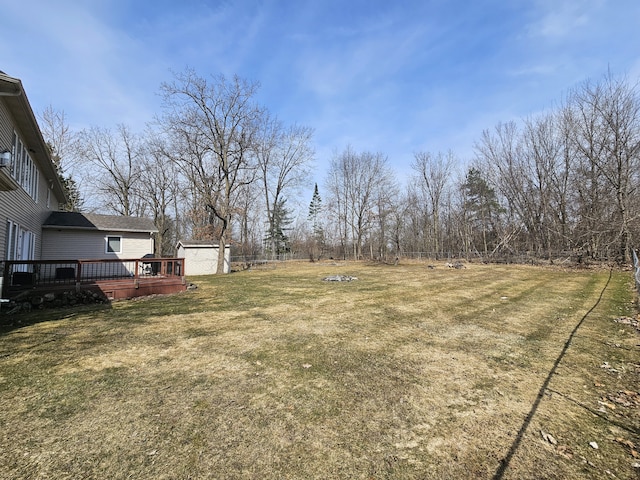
<box><xmin>325</xmin><ymin>147</ymin><xmax>393</xmax><ymax>260</ymax></box>
<box><xmin>255</xmin><ymin>114</ymin><xmax>314</xmax><ymax>259</ymax></box>
<box><xmin>159</xmin><ymin>69</ymin><xmax>264</xmax><ymax>273</ymax></box>
<box><xmin>139</xmin><ymin>133</ymin><xmax>184</xmax><ymax>256</ymax></box>
<box><xmin>234</xmin><ymin>178</ymin><xmax>263</xmax><ymax>260</ymax></box>
<box><xmin>38</xmin><ymin>105</ymin><xmax>83</xmax><ymax>211</ymax></box>
<box><xmin>411</xmin><ymin>150</ymin><xmax>455</xmax><ymax>258</ymax></box>
<box><xmin>521</xmin><ymin>112</ymin><xmax>574</xmax><ymax>255</ymax></box>
<box><xmin>359</xmin><ymin>162</ymin><xmax>400</xmax><ymax>262</ymax></box>
<box><xmin>76</xmin><ymin>124</ymin><xmax>145</xmax><ymax>216</ymax></box>
<box><xmin>39</xmin><ymin>105</ymin><xmax>76</xmax><ymax>170</ymax></box>
<box><xmin>565</xmin><ymin>73</ymin><xmax>640</xmax><ymax>262</ymax></box>
<box><xmin>400</xmin><ymin>183</ymin><xmax>428</xmax><ymax>254</ymax></box>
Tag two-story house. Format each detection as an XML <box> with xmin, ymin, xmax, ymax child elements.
<box><xmin>0</xmin><ymin>71</ymin><xmax>67</xmax><ymax>289</ymax></box>
<box><xmin>0</xmin><ymin>72</ymin><xmax>186</xmax><ymax>301</ymax></box>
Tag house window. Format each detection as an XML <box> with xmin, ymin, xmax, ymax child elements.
<box><xmin>5</xmin><ymin>221</ymin><xmax>36</xmax><ymax>271</ymax></box>
<box><xmin>106</xmin><ymin>236</ymin><xmax>122</xmax><ymax>254</ymax></box>
<box><xmin>5</xmin><ymin>221</ymin><xmax>15</xmax><ymax>261</ymax></box>
<box><xmin>11</xmin><ymin>132</ymin><xmax>39</xmax><ymax>201</ymax></box>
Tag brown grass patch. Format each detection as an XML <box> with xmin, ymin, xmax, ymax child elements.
<box><xmin>0</xmin><ymin>262</ymin><xmax>638</xmax><ymax>479</ymax></box>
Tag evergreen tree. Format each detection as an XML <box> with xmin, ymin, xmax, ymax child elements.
<box><xmin>307</xmin><ymin>183</ymin><xmax>325</xmax><ymax>260</ymax></box>
<box><xmin>308</xmin><ymin>184</ymin><xmax>323</xmax><ymax>236</ymax></box>
<box><xmin>56</xmin><ymin>163</ymin><xmax>84</xmax><ymax>212</ymax></box>
<box><xmin>45</xmin><ymin>141</ymin><xmax>83</xmax><ymax>212</ymax></box>
<box><xmin>461</xmin><ymin>168</ymin><xmax>503</xmax><ymax>256</ymax></box>
<box><xmin>263</xmin><ymin>198</ymin><xmax>293</xmax><ymax>257</ymax></box>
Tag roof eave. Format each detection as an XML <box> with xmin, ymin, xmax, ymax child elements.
<box><xmin>0</xmin><ymin>73</ymin><xmax>67</xmax><ymax>203</ymax></box>
<box><xmin>42</xmin><ymin>225</ymin><xmax>158</xmax><ymax>234</ymax></box>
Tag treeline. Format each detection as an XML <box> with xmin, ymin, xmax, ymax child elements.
<box><xmin>43</xmin><ymin>70</ymin><xmax>640</xmax><ymax>269</ymax></box>
<box><xmin>310</xmin><ymin>72</ymin><xmax>640</xmax><ymax>264</ymax></box>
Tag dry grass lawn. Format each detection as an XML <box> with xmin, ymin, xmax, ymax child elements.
<box><xmin>0</xmin><ymin>261</ymin><xmax>638</xmax><ymax>479</ymax></box>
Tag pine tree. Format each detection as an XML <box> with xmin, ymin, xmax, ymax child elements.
<box><xmin>56</xmin><ymin>163</ymin><xmax>84</xmax><ymax>212</ymax></box>
<box><xmin>264</xmin><ymin>198</ymin><xmax>293</xmax><ymax>258</ymax></box>
<box><xmin>307</xmin><ymin>183</ymin><xmax>325</xmax><ymax>260</ymax></box>
<box><xmin>461</xmin><ymin>168</ymin><xmax>502</xmax><ymax>256</ymax></box>
<box><xmin>45</xmin><ymin>141</ymin><xmax>83</xmax><ymax>212</ymax></box>
<box><xmin>308</xmin><ymin>184</ymin><xmax>322</xmax><ymax>233</ymax></box>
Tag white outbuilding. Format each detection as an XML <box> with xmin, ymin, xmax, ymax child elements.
<box><xmin>176</xmin><ymin>240</ymin><xmax>231</xmax><ymax>275</ymax></box>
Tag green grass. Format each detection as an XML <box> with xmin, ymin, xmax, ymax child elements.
<box><xmin>0</xmin><ymin>261</ymin><xmax>638</xmax><ymax>479</ymax></box>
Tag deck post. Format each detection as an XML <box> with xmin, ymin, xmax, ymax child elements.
<box><xmin>76</xmin><ymin>260</ymin><xmax>82</xmax><ymax>292</ymax></box>
<box><xmin>2</xmin><ymin>261</ymin><xmax>10</xmax><ymax>298</ymax></box>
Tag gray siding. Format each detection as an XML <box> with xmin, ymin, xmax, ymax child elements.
<box><xmin>41</xmin><ymin>229</ymin><xmax>154</xmax><ymax>260</ymax></box>
<box><xmin>0</xmin><ymin>99</ymin><xmax>64</xmax><ymax>260</ymax></box>
<box><xmin>0</xmin><ymin>99</ymin><xmax>11</xmax><ymax>153</ymax></box>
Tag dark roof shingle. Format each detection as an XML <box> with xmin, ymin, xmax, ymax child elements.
<box><xmin>43</xmin><ymin>212</ymin><xmax>158</xmax><ymax>233</ymax></box>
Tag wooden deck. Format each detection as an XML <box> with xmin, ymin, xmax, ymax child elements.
<box><xmin>2</xmin><ymin>258</ymin><xmax>187</xmax><ymax>301</ymax></box>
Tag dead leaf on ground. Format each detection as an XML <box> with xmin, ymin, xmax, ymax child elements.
<box><xmin>615</xmin><ymin>437</ymin><xmax>636</xmax><ymax>449</ymax></box>
<box><xmin>556</xmin><ymin>445</ymin><xmax>573</xmax><ymax>459</ymax></box>
<box><xmin>615</xmin><ymin>438</ymin><xmax>639</xmax><ymax>458</ymax></box>
<box><xmin>598</xmin><ymin>399</ymin><xmax>616</xmax><ymax>410</ymax></box>
<box><xmin>607</xmin><ymin>391</ymin><xmax>640</xmax><ymax>408</ymax></box>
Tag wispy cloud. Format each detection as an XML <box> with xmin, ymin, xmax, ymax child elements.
<box><xmin>1</xmin><ymin>0</ymin><xmax>638</xmax><ymax>185</ymax></box>
<box><xmin>528</xmin><ymin>2</ymin><xmax>592</xmax><ymax>39</ymax></box>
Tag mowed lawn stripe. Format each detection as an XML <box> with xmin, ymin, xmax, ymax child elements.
<box><xmin>0</xmin><ymin>262</ymin><xmax>636</xmax><ymax>479</ymax></box>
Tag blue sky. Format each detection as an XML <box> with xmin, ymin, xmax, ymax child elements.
<box><xmin>2</xmin><ymin>0</ymin><xmax>639</xmax><ymax>186</ymax></box>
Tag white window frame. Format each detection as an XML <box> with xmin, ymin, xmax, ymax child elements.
<box><xmin>6</xmin><ymin>221</ymin><xmax>36</xmax><ymax>272</ymax></box>
<box><xmin>11</xmin><ymin>131</ymin><xmax>39</xmax><ymax>202</ymax></box>
<box><xmin>5</xmin><ymin>221</ymin><xmax>16</xmax><ymax>261</ymax></box>
<box><xmin>105</xmin><ymin>235</ymin><xmax>122</xmax><ymax>254</ymax></box>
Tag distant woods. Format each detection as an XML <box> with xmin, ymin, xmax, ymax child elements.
<box><xmin>40</xmin><ymin>69</ymin><xmax>640</xmax><ymax>266</ymax></box>
<box><xmin>473</xmin><ymin>72</ymin><xmax>640</xmax><ymax>263</ymax></box>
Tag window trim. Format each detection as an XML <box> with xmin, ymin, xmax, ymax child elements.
<box><xmin>6</xmin><ymin>221</ymin><xmax>36</xmax><ymax>272</ymax></box>
<box><xmin>11</xmin><ymin>131</ymin><xmax>39</xmax><ymax>202</ymax></box>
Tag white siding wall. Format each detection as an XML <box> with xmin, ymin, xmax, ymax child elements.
<box><xmin>41</xmin><ymin>229</ymin><xmax>154</xmax><ymax>260</ymax></box>
<box><xmin>0</xmin><ymin>100</ymin><xmax>64</xmax><ymax>261</ymax></box>
<box><xmin>177</xmin><ymin>245</ymin><xmax>230</xmax><ymax>275</ymax></box>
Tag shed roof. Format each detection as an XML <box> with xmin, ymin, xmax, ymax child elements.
<box><xmin>43</xmin><ymin>212</ymin><xmax>158</xmax><ymax>233</ymax></box>
<box><xmin>177</xmin><ymin>240</ymin><xmax>230</xmax><ymax>248</ymax></box>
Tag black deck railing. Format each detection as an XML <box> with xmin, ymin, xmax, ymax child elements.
<box><xmin>2</xmin><ymin>258</ymin><xmax>184</xmax><ymax>297</ymax></box>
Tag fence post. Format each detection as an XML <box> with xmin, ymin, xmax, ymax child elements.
<box><xmin>2</xmin><ymin>261</ymin><xmax>10</xmax><ymax>298</ymax></box>
<box><xmin>633</xmin><ymin>250</ymin><xmax>640</xmax><ymax>295</ymax></box>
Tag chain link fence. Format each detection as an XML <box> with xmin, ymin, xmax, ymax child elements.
<box><xmin>399</xmin><ymin>250</ymin><xmax>585</xmax><ymax>265</ymax></box>
<box><xmin>230</xmin><ymin>250</ymin><xmax>588</xmax><ymax>267</ymax></box>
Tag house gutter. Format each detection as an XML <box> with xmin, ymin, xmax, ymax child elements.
<box><xmin>0</xmin><ymin>74</ymin><xmax>22</xmax><ymax>96</ymax></box>
<box><xmin>0</xmin><ymin>73</ymin><xmax>67</xmax><ymax>203</ymax></box>
<box><xmin>41</xmin><ymin>225</ymin><xmax>159</xmax><ymax>234</ymax></box>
